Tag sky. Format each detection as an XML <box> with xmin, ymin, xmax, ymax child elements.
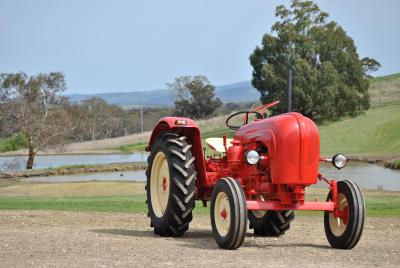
<box><xmin>0</xmin><ymin>0</ymin><xmax>399</xmax><ymax>94</ymax></box>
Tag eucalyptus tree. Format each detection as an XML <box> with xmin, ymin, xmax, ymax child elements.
<box><xmin>0</xmin><ymin>72</ymin><xmax>72</xmax><ymax>169</ymax></box>
<box><xmin>250</xmin><ymin>0</ymin><xmax>380</xmax><ymax>121</ymax></box>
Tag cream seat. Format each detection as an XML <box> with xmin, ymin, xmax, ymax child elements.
<box><xmin>205</xmin><ymin>138</ymin><xmax>233</xmax><ymax>153</ymax></box>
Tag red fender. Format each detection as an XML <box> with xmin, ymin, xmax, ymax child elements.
<box><xmin>146</xmin><ymin>117</ymin><xmax>207</xmax><ymax>190</ymax></box>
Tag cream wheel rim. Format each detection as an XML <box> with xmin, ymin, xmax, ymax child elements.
<box><xmin>329</xmin><ymin>193</ymin><xmax>348</xmax><ymax>236</ymax></box>
<box><xmin>150</xmin><ymin>151</ymin><xmax>170</xmax><ymax>218</ymax></box>
<box><xmin>214</xmin><ymin>191</ymin><xmax>231</xmax><ymax>236</ymax></box>
<box><xmin>251</xmin><ymin>194</ymin><xmax>267</xmax><ymax>218</ymax></box>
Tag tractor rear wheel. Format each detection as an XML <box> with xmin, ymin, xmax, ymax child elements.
<box><xmin>324</xmin><ymin>180</ymin><xmax>365</xmax><ymax>249</ymax></box>
<box><xmin>210</xmin><ymin>177</ymin><xmax>247</xmax><ymax>250</ymax></box>
<box><xmin>146</xmin><ymin>132</ymin><xmax>196</xmax><ymax>237</ymax></box>
<box><xmin>248</xmin><ymin>209</ymin><xmax>295</xmax><ymax>237</ymax></box>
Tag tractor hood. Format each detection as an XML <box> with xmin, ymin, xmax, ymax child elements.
<box><xmin>234</xmin><ymin>112</ymin><xmax>320</xmax><ymax>185</ymax></box>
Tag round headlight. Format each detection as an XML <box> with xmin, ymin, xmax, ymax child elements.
<box><xmin>245</xmin><ymin>150</ymin><xmax>259</xmax><ymax>165</ymax></box>
<box><xmin>332</xmin><ymin>154</ymin><xmax>347</xmax><ymax>169</ymax></box>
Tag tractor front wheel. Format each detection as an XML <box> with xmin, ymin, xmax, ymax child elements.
<box><xmin>210</xmin><ymin>177</ymin><xmax>247</xmax><ymax>250</ymax></box>
<box><xmin>146</xmin><ymin>132</ymin><xmax>196</xmax><ymax>236</ymax></box>
<box><xmin>324</xmin><ymin>180</ymin><xmax>365</xmax><ymax>249</ymax></box>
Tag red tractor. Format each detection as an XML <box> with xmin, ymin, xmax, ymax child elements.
<box><xmin>145</xmin><ymin>101</ymin><xmax>365</xmax><ymax>250</ymax></box>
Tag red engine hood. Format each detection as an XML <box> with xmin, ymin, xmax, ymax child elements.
<box><xmin>234</xmin><ymin>112</ymin><xmax>320</xmax><ymax>185</ymax></box>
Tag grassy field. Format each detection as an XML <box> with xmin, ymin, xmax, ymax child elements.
<box><xmin>0</xmin><ymin>181</ymin><xmax>399</xmax><ymax>217</ymax></box>
<box><xmin>318</xmin><ymin>73</ymin><xmax>400</xmax><ymax>155</ymax></box>
<box><xmin>319</xmin><ymin>102</ymin><xmax>400</xmax><ymax>156</ymax></box>
<box><xmin>369</xmin><ymin>72</ymin><xmax>400</xmax><ymax>105</ymax></box>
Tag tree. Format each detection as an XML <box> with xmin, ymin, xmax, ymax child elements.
<box><xmin>0</xmin><ymin>72</ymin><xmax>73</xmax><ymax>169</ymax></box>
<box><xmin>249</xmin><ymin>0</ymin><xmax>380</xmax><ymax>122</ymax></box>
<box><xmin>76</xmin><ymin>97</ymin><xmax>125</xmax><ymax>141</ymax></box>
<box><xmin>361</xmin><ymin>57</ymin><xmax>381</xmax><ymax>77</ymax></box>
<box><xmin>167</xmin><ymin>76</ymin><xmax>222</xmax><ymax>119</ymax></box>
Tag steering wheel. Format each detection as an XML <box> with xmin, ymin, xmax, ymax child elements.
<box><xmin>225</xmin><ymin>111</ymin><xmax>264</xmax><ymax>130</ymax></box>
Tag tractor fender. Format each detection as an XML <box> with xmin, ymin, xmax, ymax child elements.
<box><xmin>147</xmin><ymin>117</ymin><xmax>206</xmax><ymax>188</ymax></box>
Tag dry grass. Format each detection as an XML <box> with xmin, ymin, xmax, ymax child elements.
<box><xmin>0</xmin><ymin>181</ymin><xmax>145</xmax><ymax>197</ymax></box>
<box><xmin>369</xmin><ymin>73</ymin><xmax>400</xmax><ymax>105</ymax></box>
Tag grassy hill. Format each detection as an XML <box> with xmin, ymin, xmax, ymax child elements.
<box><xmin>319</xmin><ymin>102</ymin><xmax>400</xmax><ymax>156</ymax></box>
<box><xmin>369</xmin><ymin>73</ymin><xmax>400</xmax><ymax>106</ymax></box>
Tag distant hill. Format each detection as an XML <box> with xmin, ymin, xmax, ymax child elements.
<box><xmin>67</xmin><ymin>73</ymin><xmax>400</xmax><ymax>108</ymax></box>
<box><xmin>67</xmin><ymin>81</ymin><xmax>260</xmax><ymax>107</ymax></box>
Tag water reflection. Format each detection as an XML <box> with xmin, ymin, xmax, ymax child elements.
<box><xmin>319</xmin><ymin>162</ymin><xmax>400</xmax><ymax>191</ymax></box>
<box><xmin>0</xmin><ymin>153</ymin><xmax>149</xmax><ymax>171</ymax></box>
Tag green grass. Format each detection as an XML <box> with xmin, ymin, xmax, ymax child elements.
<box><xmin>0</xmin><ymin>192</ymin><xmax>398</xmax><ymax>217</ymax></box>
<box><xmin>44</xmin><ymin>164</ymin><xmax>97</xmax><ymax>170</ymax></box>
<box><xmin>118</xmin><ymin>142</ymin><xmax>147</xmax><ymax>153</ymax></box>
<box><xmin>386</xmin><ymin>159</ymin><xmax>400</xmax><ymax>169</ymax></box>
<box><xmin>299</xmin><ymin>190</ymin><xmax>400</xmax><ymax>217</ymax></box>
<box><xmin>319</xmin><ymin>102</ymin><xmax>400</xmax><ymax>156</ymax></box>
<box><xmin>0</xmin><ymin>195</ymin><xmax>209</xmax><ymax>214</ymax></box>
<box><xmin>0</xmin><ymin>134</ymin><xmax>27</xmax><ymax>153</ymax></box>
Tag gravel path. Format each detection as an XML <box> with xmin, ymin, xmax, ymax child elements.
<box><xmin>0</xmin><ymin>211</ymin><xmax>399</xmax><ymax>267</ymax></box>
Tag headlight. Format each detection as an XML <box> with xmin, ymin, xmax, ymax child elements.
<box><xmin>332</xmin><ymin>154</ymin><xmax>347</xmax><ymax>169</ymax></box>
<box><xmin>245</xmin><ymin>150</ymin><xmax>259</xmax><ymax>165</ymax></box>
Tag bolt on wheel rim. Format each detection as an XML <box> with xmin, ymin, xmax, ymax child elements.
<box><xmin>214</xmin><ymin>191</ymin><xmax>231</xmax><ymax>236</ymax></box>
<box><xmin>150</xmin><ymin>152</ymin><xmax>170</xmax><ymax>217</ymax></box>
<box><xmin>329</xmin><ymin>193</ymin><xmax>349</xmax><ymax>236</ymax></box>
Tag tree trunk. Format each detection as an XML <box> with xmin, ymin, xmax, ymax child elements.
<box><xmin>26</xmin><ymin>146</ymin><xmax>35</xmax><ymax>169</ymax></box>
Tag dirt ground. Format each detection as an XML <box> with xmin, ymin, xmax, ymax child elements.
<box><xmin>0</xmin><ymin>211</ymin><xmax>399</xmax><ymax>267</ymax></box>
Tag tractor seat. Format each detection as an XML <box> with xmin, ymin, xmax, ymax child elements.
<box><xmin>205</xmin><ymin>138</ymin><xmax>233</xmax><ymax>153</ymax></box>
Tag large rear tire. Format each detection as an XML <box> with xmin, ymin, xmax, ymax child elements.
<box><xmin>324</xmin><ymin>180</ymin><xmax>365</xmax><ymax>249</ymax></box>
<box><xmin>210</xmin><ymin>177</ymin><xmax>247</xmax><ymax>250</ymax></box>
<box><xmin>146</xmin><ymin>132</ymin><xmax>196</xmax><ymax>236</ymax></box>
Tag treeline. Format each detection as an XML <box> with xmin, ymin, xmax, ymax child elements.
<box><xmin>0</xmin><ymin>96</ymin><xmax>173</xmax><ymax>142</ymax></box>
<box><xmin>65</xmin><ymin>97</ymin><xmax>174</xmax><ymax>141</ymax></box>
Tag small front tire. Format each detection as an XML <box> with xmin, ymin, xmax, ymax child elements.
<box><xmin>210</xmin><ymin>177</ymin><xmax>247</xmax><ymax>250</ymax></box>
<box><xmin>324</xmin><ymin>180</ymin><xmax>365</xmax><ymax>249</ymax></box>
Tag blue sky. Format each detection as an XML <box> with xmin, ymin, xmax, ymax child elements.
<box><xmin>0</xmin><ymin>0</ymin><xmax>399</xmax><ymax>94</ymax></box>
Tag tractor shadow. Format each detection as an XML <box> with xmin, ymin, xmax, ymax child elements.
<box><xmin>91</xmin><ymin>228</ymin><xmax>329</xmax><ymax>250</ymax></box>
<box><xmin>91</xmin><ymin>228</ymin><xmax>211</xmax><ymax>239</ymax></box>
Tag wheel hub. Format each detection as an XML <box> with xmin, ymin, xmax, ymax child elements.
<box><xmin>214</xmin><ymin>192</ymin><xmax>231</xmax><ymax>236</ymax></box>
<box><xmin>162</xmin><ymin>177</ymin><xmax>167</xmax><ymax>192</ymax></box>
<box><xmin>220</xmin><ymin>208</ymin><xmax>228</xmax><ymax>220</ymax></box>
<box><xmin>329</xmin><ymin>193</ymin><xmax>349</xmax><ymax>236</ymax></box>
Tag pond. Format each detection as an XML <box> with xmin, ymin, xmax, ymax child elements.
<box><xmin>19</xmin><ymin>160</ymin><xmax>400</xmax><ymax>191</ymax></box>
<box><xmin>318</xmin><ymin>162</ymin><xmax>400</xmax><ymax>191</ymax></box>
<box><xmin>0</xmin><ymin>153</ymin><xmax>149</xmax><ymax>171</ymax></box>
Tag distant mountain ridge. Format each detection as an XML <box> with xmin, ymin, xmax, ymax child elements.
<box><xmin>67</xmin><ymin>81</ymin><xmax>260</xmax><ymax>107</ymax></box>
